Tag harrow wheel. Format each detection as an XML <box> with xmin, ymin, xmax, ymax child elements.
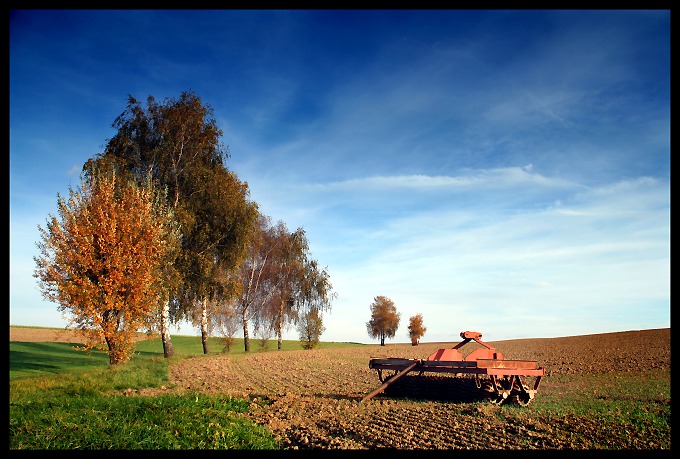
<box><xmin>475</xmin><ymin>376</ymin><xmax>496</xmax><ymax>393</ymax></box>
<box><xmin>510</xmin><ymin>381</ymin><xmax>533</xmax><ymax>406</ymax></box>
<box><xmin>490</xmin><ymin>392</ymin><xmax>509</xmax><ymax>405</ymax></box>
<box><xmin>485</xmin><ymin>376</ymin><xmax>513</xmax><ymax>405</ymax></box>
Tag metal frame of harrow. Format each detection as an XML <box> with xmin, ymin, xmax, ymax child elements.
<box><xmin>362</xmin><ymin>331</ymin><xmax>545</xmax><ymax>405</ymax></box>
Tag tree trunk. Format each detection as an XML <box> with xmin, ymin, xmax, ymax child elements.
<box><xmin>242</xmin><ymin>307</ymin><xmax>250</xmax><ymax>352</ymax></box>
<box><xmin>380</xmin><ymin>334</ymin><xmax>385</xmax><ymax>346</ymax></box>
<box><xmin>277</xmin><ymin>301</ymin><xmax>284</xmax><ymax>350</ymax></box>
<box><xmin>104</xmin><ymin>335</ymin><xmax>117</xmax><ymax>365</ymax></box>
<box><xmin>200</xmin><ymin>297</ymin><xmax>209</xmax><ymax>354</ymax></box>
<box><xmin>160</xmin><ymin>301</ymin><xmax>175</xmax><ymax>358</ymax></box>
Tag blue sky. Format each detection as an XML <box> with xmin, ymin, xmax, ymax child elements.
<box><xmin>10</xmin><ymin>10</ymin><xmax>670</xmax><ymax>344</ymax></box>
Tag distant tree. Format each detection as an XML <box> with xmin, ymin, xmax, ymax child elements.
<box><xmin>366</xmin><ymin>296</ymin><xmax>401</xmax><ymax>346</ymax></box>
<box><xmin>256</xmin><ymin>325</ymin><xmax>273</xmax><ymax>350</ymax></box>
<box><xmin>407</xmin><ymin>313</ymin><xmax>427</xmax><ymax>346</ymax></box>
<box><xmin>210</xmin><ymin>298</ymin><xmax>240</xmax><ymax>353</ymax></box>
<box><xmin>257</xmin><ymin>224</ymin><xmax>336</xmax><ymax>351</ymax></box>
<box><xmin>232</xmin><ymin>213</ymin><xmax>278</xmax><ymax>352</ymax></box>
<box><xmin>34</xmin><ymin>170</ymin><xmax>180</xmax><ymax>365</ymax></box>
<box><xmin>298</xmin><ymin>308</ymin><xmax>325</xmax><ymax>350</ymax></box>
<box><xmin>255</xmin><ymin>222</ymin><xmax>306</xmax><ymax>350</ymax></box>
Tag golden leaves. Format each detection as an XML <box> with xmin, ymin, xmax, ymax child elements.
<box><xmin>34</xmin><ymin>170</ymin><xmax>180</xmax><ymax>364</ymax></box>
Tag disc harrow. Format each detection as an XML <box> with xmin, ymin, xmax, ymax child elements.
<box><xmin>362</xmin><ymin>331</ymin><xmax>546</xmax><ymax>406</ymax></box>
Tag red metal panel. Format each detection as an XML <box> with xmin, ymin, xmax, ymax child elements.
<box><xmin>427</xmin><ymin>348</ymin><xmax>463</xmax><ymax>361</ymax></box>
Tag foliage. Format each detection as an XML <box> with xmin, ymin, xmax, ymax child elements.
<box><xmin>209</xmin><ymin>300</ymin><xmax>241</xmax><ymax>353</ymax></box>
<box><xmin>298</xmin><ymin>308</ymin><xmax>326</xmax><ymax>350</ymax></box>
<box><xmin>231</xmin><ymin>213</ymin><xmax>277</xmax><ymax>352</ymax></box>
<box><xmin>230</xmin><ymin>213</ymin><xmax>336</xmax><ymax>352</ymax></box>
<box><xmin>407</xmin><ymin>313</ymin><xmax>427</xmax><ymax>345</ymax></box>
<box><xmin>256</xmin><ymin>222</ymin><xmax>308</xmax><ymax>349</ymax></box>
<box><xmin>34</xmin><ymin>171</ymin><xmax>180</xmax><ymax>364</ymax></box>
<box><xmin>84</xmin><ymin>91</ymin><xmax>258</xmax><ymax>358</ymax></box>
<box><xmin>366</xmin><ymin>296</ymin><xmax>401</xmax><ymax>346</ymax></box>
<box><xmin>256</xmin><ymin>222</ymin><xmax>336</xmax><ymax>351</ymax></box>
<box><xmin>256</xmin><ymin>326</ymin><xmax>273</xmax><ymax>350</ymax></box>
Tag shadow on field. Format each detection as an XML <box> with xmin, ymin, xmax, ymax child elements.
<box><xmin>9</xmin><ymin>342</ymin><xmax>109</xmax><ymax>376</ymax></box>
<box><xmin>371</xmin><ymin>375</ymin><xmax>489</xmax><ymax>403</ymax></box>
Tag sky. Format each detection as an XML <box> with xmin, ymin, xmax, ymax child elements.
<box><xmin>9</xmin><ymin>10</ymin><xmax>670</xmax><ymax>344</ymax></box>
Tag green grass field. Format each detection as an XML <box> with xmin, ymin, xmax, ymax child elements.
<box><xmin>9</xmin><ymin>328</ymin><xmax>364</xmax><ymax>449</ymax></box>
<box><xmin>10</xmin><ymin>330</ymin><xmax>365</xmax><ymax>381</ymax></box>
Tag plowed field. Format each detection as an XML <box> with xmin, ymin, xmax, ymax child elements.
<box><xmin>165</xmin><ymin>328</ymin><xmax>670</xmax><ymax>449</ymax></box>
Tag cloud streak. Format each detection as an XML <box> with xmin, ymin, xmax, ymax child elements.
<box><xmin>240</xmin><ymin>165</ymin><xmax>669</xmax><ymax>342</ymax></box>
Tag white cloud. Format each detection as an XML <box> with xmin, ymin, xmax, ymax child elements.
<box><xmin>247</xmin><ymin>169</ymin><xmax>670</xmax><ymax>343</ymax></box>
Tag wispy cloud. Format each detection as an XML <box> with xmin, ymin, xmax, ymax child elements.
<box><xmin>242</xmin><ymin>169</ymin><xmax>669</xmax><ymax>342</ymax></box>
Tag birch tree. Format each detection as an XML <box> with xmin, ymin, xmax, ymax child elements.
<box><xmin>255</xmin><ymin>225</ymin><xmax>336</xmax><ymax>350</ymax></box>
<box><xmin>256</xmin><ymin>223</ymin><xmax>307</xmax><ymax>350</ymax></box>
<box><xmin>232</xmin><ymin>214</ymin><xmax>278</xmax><ymax>352</ymax></box>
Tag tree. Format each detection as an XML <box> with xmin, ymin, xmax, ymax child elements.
<box><xmin>232</xmin><ymin>213</ymin><xmax>278</xmax><ymax>352</ymax></box>
<box><xmin>298</xmin><ymin>308</ymin><xmax>325</xmax><ymax>350</ymax></box>
<box><xmin>407</xmin><ymin>313</ymin><xmax>427</xmax><ymax>346</ymax></box>
<box><xmin>366</xmin><ymin>296</ymin><xmax>400</xmax><ymax>346</ymax></box>
<box><xmin>34</xmin><ymin>170</ymin><xmax>180</xmax><ymax>365</ymax></box>
<box><xmin>295</xmin><ymin>259</ymin><xmax>335</xmax><ymax>339</ymax></box>
<box><xmin>84</xmin><ymin>91</ymin><xmax>257</xmax><ymax>357</ymax></box>
<box><xmin>210</xmin><ymin>298</ymin><xmax>240</xmax><ymax>353</ymax></box>
<box><xmin>253</xmin><ymin>221</ymin><xmax>303</xmax><ymax>350</ymax></box>
<box><xmin>178</xmin><ymin>164</ymin><xmax>257</xmax><ymax>354</ymax></box>
<box><xmin>257</xmin><ymin>225</ymin><xmax>336</xmax><ymax>350</ymax></box>
<box><xmin>233</xmin><ymin>214</ymin><xmax>336</xmax><ymax>352</ymax></box>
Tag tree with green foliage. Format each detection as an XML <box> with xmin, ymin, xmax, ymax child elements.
<box><xmin>34</xmin><ymin>170</ymin><xmax>180</xmax><ymax>364</ymax></box>
<box><xmin>84</xmin><ymin>91</ymin><xmax>257</xmax><ymax>357</ymax></box>
<box><xmin>366</xmin><ymin>296</ymin><xmax>401</xmax><ymax>346</ymax></box>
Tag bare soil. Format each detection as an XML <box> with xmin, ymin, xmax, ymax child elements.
<box><xmin>167</xmin><ymin>328</ymin><xmax>671</xmax><ymax>449</ymax></box>
<box><xmin>13</xmin><ymin>327</ymin><xmax>671</xmax><ymax>449</ymax></box>
<box><xmin>9</xmin><ymin>327</ymin><xmax>87</xmax><ymax>344</ymax></box>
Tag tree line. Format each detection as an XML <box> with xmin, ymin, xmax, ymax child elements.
<box><xmin>34</xmin><ymin>91</ymin><xmax>335</xmax><ymax>364</ymax></box>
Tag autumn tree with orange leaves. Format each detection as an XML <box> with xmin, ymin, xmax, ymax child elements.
<box><xmin>407</xmin><ymin>313</ymin><xmax>427</xmax><ymax>346</ymax></box>
<box><xmin>366</xmin><ymin>295</ymin><xmax>401</xmax><ymax>346</ymax></box>
<box><xmin>34</xmin><ymin>170</ymin><xmax>180</xmax><ymax>365</ymax></box>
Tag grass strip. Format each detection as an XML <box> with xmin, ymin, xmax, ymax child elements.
<box><xmin>10</xmin><ymin>393</ymin><xmax>278</xmax><ymax>449</ymax></box>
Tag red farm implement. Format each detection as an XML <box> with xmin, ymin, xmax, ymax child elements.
<box><xmin>363</xmin><ymin>331</ymin><xmax>546</xmax><ymax>406</ymax></box>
